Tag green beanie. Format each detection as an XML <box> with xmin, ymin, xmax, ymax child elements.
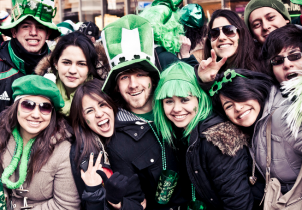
<box><xmin>244</xmin><ymin>0</ymin><xmax>291</xmax><ymax>32</ymax></box>
<box><xmin>12</xmin><ymin>75</ymin><xmax>65</xmax><ymax>111</ymax></box>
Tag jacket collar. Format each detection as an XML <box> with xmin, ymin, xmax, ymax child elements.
<box><xmin>0</xmin><ymin>41</ymin><xmax>16</xmax><ymax>68</ymax></box>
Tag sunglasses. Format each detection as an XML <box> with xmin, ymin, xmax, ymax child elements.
<box><xmin>20</xmin><ymin>100</ymin><xmax>53</xmax><ymax>115</ymax></box>
<box><xmin>271</xmin><ymin>52</ymin><xmax>302</xmax><ymax>66</ymax></box>
<box><xmin>208</xmin><ymin>25</ymin><xmax>238</xmax><ymax>42</ymax></box>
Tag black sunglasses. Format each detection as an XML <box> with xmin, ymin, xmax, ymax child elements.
<box><xmin>208</xmin><ymin>25</ymin><xmax>238</xmax><ymax>42</ymax></box>
<box><xmin>20</xmin><ymin>100</ymin><xmax>53</xmax><ymax>115</ymax></box>
<box><xmin>271</xmin><ymin>52</ymin><xmax>302</xmax><ymax>66</ymax></box>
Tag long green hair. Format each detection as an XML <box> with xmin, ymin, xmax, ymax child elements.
<box><xmin>154</xmin><ymin>62</ymin><xmax>212</xmax><ymax>145</ymax></box>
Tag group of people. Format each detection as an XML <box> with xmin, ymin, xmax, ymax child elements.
<box><xmin>0</xmin><ymin>0</ymin><xmax>302</xmax><ymax>209</ymax></box>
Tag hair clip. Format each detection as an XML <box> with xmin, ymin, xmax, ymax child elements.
<box><xmin>209</xmin><ymin>69</ymin><xmax>247</xmax><ymax>96</ymax></box>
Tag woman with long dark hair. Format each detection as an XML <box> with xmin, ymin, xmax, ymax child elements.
<box><xmin>196</xmin><ymin>9</ymin><xmax>261</xmax><ymax>83</ymax></box>
<box><xmin>0</xmin><ymin>75</ymin><xmax>80</xmax><ymax>209</ymax></box>
<box><xmin>69</xmin><ymin>79</ymin><xmax>145</xmax><ymax>210</ymax></box>
<box><xmin>35</xmin><ymin>31</ymin><xmax>109</xmax><ymax>116</ymax></box>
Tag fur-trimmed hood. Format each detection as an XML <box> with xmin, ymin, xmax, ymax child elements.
<box><xmin>35</xmin><ymin>42</ymin><xmax>109</xmax><ymax>79</ymax></box>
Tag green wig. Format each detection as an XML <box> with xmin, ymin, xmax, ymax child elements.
<box><xmin>139</xmin><ymin>0</ymin><xmax>184</xmax><ymax>55</ymax></box>
<box><xmin>154</xmin><ymin>62</ymin><xmax>212</xmax><ymax>146</ymax></box>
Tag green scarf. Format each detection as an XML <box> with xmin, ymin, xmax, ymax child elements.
<box><xmin>0</xmin><ymin>181</ymin><xmax>6</xmax><ymax>210</ymax></box>
<box><xmin>56</xmin><ymin>75</ymin><xmax>93</xmax><ymax>116</ymax></box>
<box><xmin>1</xmin><ymin>127</ymin><xmax>35</xmax><ymax>189</ymax></box>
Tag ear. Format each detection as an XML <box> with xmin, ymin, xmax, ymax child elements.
<box><xmin>46</xmin><ymin>29</ymin><xmax>51</xmax><ymax>40</ymax></box>
<box><xmin>286</xmin><ymin>19</ymin><xmax>290</xmax><ymax>24</ymax></box>
<box><xmin>11</xmin><ymin>28</ymin><xmax>17</xmax><ymax>38</ymax></box>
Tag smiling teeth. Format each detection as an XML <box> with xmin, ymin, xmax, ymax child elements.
<box><xmin>29</xmin><ymin>121</ymin><xmax>40</xmax><ymax>125</ymax></box>
<box><xmin>28</xmin><ymin>40</ymin><xmax>38</xmax><ymax>43</ymax></box>
<box><xmin>174</xmin><ymin>115</ymin><xmax>186</xmax><ymax>119</ymax></box>
<box><xmin>219</xmin><ymin>44</ymin><xmax>231</xmax><ymax>49</ymax></box>
<box><xmin>239</xmin><ymin>110</ymin><xmax>251</xmax><ymax>119</ymax></box>
<box><xmin>98</xmin><ymin>119</ymin><xmax>108</xmax><ymax>126</ymax></box>
<box><xmin>130</xmin><ymin>91</ymin><xmax>142</xmax><ymax>96</ymax></box>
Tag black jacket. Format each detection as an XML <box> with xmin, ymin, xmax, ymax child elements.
<box><xmin>155</xmin><ymin>46</ymin><xmax>199</xmax><ymax>72</ymax></box>
<box><xmin>0</xmin><ymin>41</ymin><xmax>24</xmax><ymax>113</ymax></box>
<box><xmin>107</xmin><ymin>108</ymin><xmax>191</xmax><ymax>210</ymax></box>
<box><xmin>186</xmin><ymin>114</ymin><xmax>254</xmax><ymax>210</ymax></box>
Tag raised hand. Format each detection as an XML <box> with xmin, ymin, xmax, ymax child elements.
<box><xmin>198</xmin><ymin>49</ymin><xmax>227</xmax><ymax>82</ymax></box>
<box><xmin>80</xmin><ymin>152</ymin><xmax>103</xmax><ymax>187</ymax></box>
<box><xmin>179</xmin><ymin>35</ymin><xmax>191</xmax><ymax>59</ymax></box>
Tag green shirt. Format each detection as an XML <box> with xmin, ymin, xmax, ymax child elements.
<box><xmin>134</xmin><ymin>110</ymin><xmax>154</xmax><ymax>122</ymax></box>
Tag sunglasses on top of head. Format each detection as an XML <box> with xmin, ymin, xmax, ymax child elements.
<box><xmin>270</xmin><ymin>52</ymin><xmax>302</xmax><ymax>66</ymax></box>
<box><xmin>208</xmin><ymin>25</ymin><xmax>238</xmax><ymax>42</ymax></box>
<box><xmin>20</xmin><ymin>99</ymin><xmax>53</xmax><ymax>115</ymax></box>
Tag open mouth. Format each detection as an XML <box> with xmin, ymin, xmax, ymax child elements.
<box><xmin>218</xmin><ymin>44</ymin><xmax>232</xmax><ymax>49</ymax></box>
<box><xmin>172</xmin><ymin>114</ymin><xmax>188</xmax><ymax>121</ymax></box>
<box><xmin>98</xmin><ymin>119</ymin><xmax>110</xmax><ymax>131</ymax></box>
<box><xmin>27</xmin><ymin>120</ymin><xmax>41</xmax><ymax>126</ymax></box>
<box><xmin>26</xmin><ymin>39</ymin><xmax>39</xmax><ymax>45</ymax></box>
<box><xmin>238</xmin><ymin>109</ymin><xmax>251</xmax><ymax>119</ymax></box>
<box><xmin>287</xmin><ymin>73</ymin><xmax>298</xmax><ymax>80</ymax></box>
<box><xmin>129</xmin><ymin>90</ymin><xmax>143</xmax><ymax>96</ymax></box>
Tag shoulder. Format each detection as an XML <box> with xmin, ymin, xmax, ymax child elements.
<box><xmin>34</xmin><ymin>54</ymin><xmax>51</xmax><ymax>76</ymax></box>
<box><xmin>202</xmin><ymin>121</ymin><xmax>250</xmax><ymax>156</ymax></box>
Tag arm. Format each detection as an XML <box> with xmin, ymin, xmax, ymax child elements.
<box><xmin>33</xmin><ymin>143</ymin><xmax>81</xmax><ymax>210</ymax></box>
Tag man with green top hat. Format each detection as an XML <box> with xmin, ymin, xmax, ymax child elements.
<box><xmin>101</xmin><ymin>14</ymin><xmax>193</xmax><ymax>209</ymax></box>
<box><xmin>0</xmin><ymin>0</ymin><xmax>60</xmax><ymax>113</ymax></box>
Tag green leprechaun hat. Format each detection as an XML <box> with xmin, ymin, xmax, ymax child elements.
<box><xmin>291</xmin><ymin>0</ymin><xmax>302</xmax><ymax>5</ymax></box>
<box><xmin>0</xmin><ymin>0</ymin><xmax>60</xmax><ymax>39</ymax></box>
<box><xmin>101</xmin><ymin>14</ymin><xmax>160</xmax><ymax>95</ymax></box>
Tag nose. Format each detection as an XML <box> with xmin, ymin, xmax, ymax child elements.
<box><xmin>95</xmin><ymin>108</ymin><xmax>104</xmax><ymax>118</ymax></box>
<box><xmin>283</xmin><ymin>57</ymin><xmax>294</xmax><ymax>70</ymax></box>
<box><xmin>68</xmin><ymin>64</ymin><xmax>77</xmax><ymax>74</ymax></box>
<box><xmin>172</xmin><ymin>101</ymin><xmax>182</xmax><ymax>112</ymax></box>
<box><xmin>218</xmin><ymin>28</ymin><xmax>227</xmax><ymax>40</ymax></box>
<box><xmin>30</xmin><ymin>106</ymin><xmax>41</xmax><ymax>118</ymax></box>
<box><xmin>129</xmin><ymin>75</ymin><xmax>138</xmax><ymax>89</ymax></box>
<box><xmin>262</xmin><ymin>20</ymin><xmax>270</xmax><ymax>31</ymax></box>
<box><xmin>234</xmin><ymin>102</ymin><xmax>244</xmax><ymax>112</ymax></box>
<box><xmin>29</xmin><ymin>25</ymin><xmax>37</xmax><ymax>36</ymax></box>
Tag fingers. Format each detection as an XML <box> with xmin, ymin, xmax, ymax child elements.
<box><xmin>94</xmin><ymin>151</ymin><xmax>103</xmax><ymax>169</ymax></box>
<box><xmin>97</xmin><ymin>170</ymin><xmax>108</xmax><ymax>183</ymax></box>
<box><xmin>211</xmin><ymin>49</ymin><xmax>217</xmax><ymax>62</ymax></box>
<box><xmin>199</xmin><ymin>58</ymin><xmax>213</xmax><ymax>70</ymax></box>
<box><xmin>218</xmin><ymin>56</ymin><xmax>227</xmax><ymax>68</ymax></box>
<box><xmin>88</xmin><ymin>152</ymin><xmax>94</xmax><ymax>170</ymax></box>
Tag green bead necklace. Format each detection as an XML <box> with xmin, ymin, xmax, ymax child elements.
<box><xmin>1</xmin><ymin>127</ymin><xmax>35</xmax><ymax>189</ymax></box>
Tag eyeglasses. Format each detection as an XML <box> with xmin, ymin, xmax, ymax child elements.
<box><xmin>20</xmin><ymin>100</ymin><xmax>53</xmax><ymax>115</ymax></box>
<box><xmin>271</xmin><ymin>52</ymin><xmax>302</xmax><ymax>66</ymax></box>
<box><xmin>208</xmin><ymin>25</ymin><xmax>238</xmax><ymax>42</ymax></box>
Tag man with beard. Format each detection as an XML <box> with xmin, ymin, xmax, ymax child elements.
<box><xmin>100</xmin><ymin>15</ymin><xmax>192</xmax><ymax>209</ymax></box>
<box><xmin>0</xmin><ymin>0</ymin><xmax>60</xmax><ymax>112</ymax></box>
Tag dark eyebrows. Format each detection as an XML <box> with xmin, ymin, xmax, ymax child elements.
<box><xmin>222</xmin><ymin>101</ymin><xmax>231</xmax><ymax>108</ymax></box>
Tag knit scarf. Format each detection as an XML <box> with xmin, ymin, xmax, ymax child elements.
<box><xmin>9</xmin><ymin>38</ymin><xmax>48</xmax><ymax>75</ymax></box>
<box><xmin>1</xmin><ymin>127</ymin><xmax>35</xmax><ymax>190</ymax></box>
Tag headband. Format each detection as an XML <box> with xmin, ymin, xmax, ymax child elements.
<box><xmin>209</xmin><ymin>69</ymin><xmax>247</xmax><ymax>96</ymax></box>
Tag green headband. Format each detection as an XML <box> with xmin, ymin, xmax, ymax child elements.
<box><xmin>209</xmin><ymin>69</ymin><xmax>247</xmax><ymax>96</ymax></box>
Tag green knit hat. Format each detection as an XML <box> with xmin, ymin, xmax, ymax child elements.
<box><xmin>101</xmin><ymin>14</ymin><xmax>160</xmax><ymax>95</ymax></box>
<box><xmin>291</xmin><ymin>0</ymin><xmax>302</xmax><ymax>5</ymax></box>
<box><xmin>0</xmin><ymin>0</ymin><xmax>61</xmax><ymax>40</ymax></box>
<box><xmin>57</xmin><ymin>21</ymin><xmax>74</xmax><ymax>36</ymax></box>
<box><xmin>180</xmin><ymin>4</ymin><xmax>205</xmax><ymax>28</ymax></box>
<box><xmin>12</xmin><ymin>75</ymin><xmax>65</xmax><ymax>110</ymax></box>
<box><xmin>244</xmin><ymin>0</ymin><xmax>291</xmax><ymax>32</ymax></box>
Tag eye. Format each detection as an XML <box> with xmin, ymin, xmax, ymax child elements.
<box><xmin>85</xmin><ymin>109</ymin><xmax>93</xmax><ymax>114</ymax></box>
<box><xmin>99</xmin><ymin>102</ymin><xmax>107</xmax><ymax>107</ymax></box>
<box><xmin>181</xmin><ymin>97</ymin><xmax>190</xmax><ymax>103</ymax></box>
<box><xmin>225</xmin><ymin>105</ymin><xmax>233</xmax><ymax>110</ymax></box>
<box><xmin>79</xmin><ymin>62</ymin><xmax>87</xmax><ymax>66</ymax></box>
<box><xmin>268</xmin><ymin>16</ymin><xmax>275</xmax><ymax>21</ymax></box>
<box><xmin>37</xmin><ymin>26</ymin><xmax>46</xmax><ymax>30</ymax></box>
<box><xmin>164</xmin><ymin>99</ymin><xmax>174</xmax><ymax>104</ymax></box>
<box><xmin>62</xmin><ymin>61</ymin><xmax>70</xmax><ymax>65</ymax></box>
<box><xmin>252</xmin><ymin>22</ymin><xmax>260</xmax><ymax>29</ymax></box>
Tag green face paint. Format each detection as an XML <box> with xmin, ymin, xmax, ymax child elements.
<box><xmin>86</xmin><ymin>119</ymin><xmax>90</xmax><ymax>125</ymax></box>
<box><xmin>148</xmin><ymin>83</ymin><xmax>151</xmax><ymax>89</ymax></box>
<box><xmin>193</xmin><ymin>107</ymin><xmax>197</xmax><ymax>113</ymax></box>
<box><xmin>18</xmin><ymin>111</ymin><xmax>20</xmax><ymax>116</ymax></box>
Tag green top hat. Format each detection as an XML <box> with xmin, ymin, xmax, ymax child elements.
<box><xmin>0</xmin><ymin>0</ymin><xmax>60</xmax><ymax>40</ymax></box>
<box><xmin>101</xmin><ymin>14</ymin><xmax>160</xmax><ymax>95</ymax></box>
<box><xmin>180</xmin><ymin>4</ymin><xmax>205</xmax><ymax>28</ymax></box>
<box><xmin>291</xmin><ymin>0</ymin><xmax>302</xmax><ymax>5</ymax></box>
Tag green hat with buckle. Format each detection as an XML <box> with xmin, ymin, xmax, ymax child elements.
<box><xmin>0</xmin><ymin>0</ymin><xmax>60</xmax><ymax>40</ymax></box>
<box><xmin>101</xmin><ymin>14</ymin><xmax>160</xmax><ymax>95</ymax></box>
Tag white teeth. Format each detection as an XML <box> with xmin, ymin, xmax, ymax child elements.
<box><xmin>174</xmin><ymin>115</ymin><xmax>186</xmax><ymax>119</ymax></box>
<box><xmin>29</xmin><ymin>121</ymin><xmax>40</xmax><ymax>125</ymax></box>
<box><xmin>288</xmin><ymin>73</ymin><xmax>296</xmax><ymax>76</ymax></box>
<box><xmin>98</xmin><ymin>119</ymin><xmax>108</xmax><ymax>126</ymax></box>
<box><xmin>28</xmin><ymin>40</ymin><xmax>38</xmax><ymax>43</ymax></box>
<box><xmin>130</xmin><ymin>91</ymin><xmax>142</xmax><ymax>96</ymax></box>
<box><xmin>219</xmin><ymin>44</ymin><xmax>231</xmax><ymax>49</ymax></box>
<box><xmin>239</xmin><ymin>110</ymin><xmax>251</xmax><ymax>119</ymax></box>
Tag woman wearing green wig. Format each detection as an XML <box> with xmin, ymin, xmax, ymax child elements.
<box><xmin>154</xmin><ymin>62</ymin><xmax>253</xmax><ymax>210</ymax></box>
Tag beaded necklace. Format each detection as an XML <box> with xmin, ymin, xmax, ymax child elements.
<box><xmin>1</xmin><ymin>127</ymin><xmax>35</xmax><ymax>189</ymax></box>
